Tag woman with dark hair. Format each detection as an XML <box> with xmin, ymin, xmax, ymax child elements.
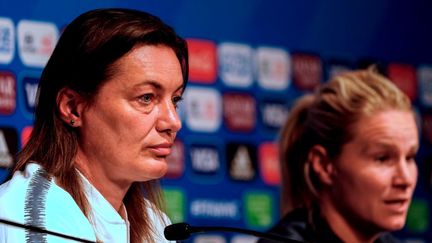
<box><xmin>259</xmin><ymin>69</ymin><xmax>418</xmax><ymax>243</ymax></box>
<box><xmin>0</xmin><ymin>8</ymin><xmax>188</xmax><ymax>243</ymax></box>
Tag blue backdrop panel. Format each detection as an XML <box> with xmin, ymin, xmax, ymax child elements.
<box><xmin>1</xmin><ymin>1</ymin><xmax>432</xmax><ymax>242</ymax></box>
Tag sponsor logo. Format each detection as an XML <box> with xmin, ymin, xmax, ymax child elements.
<box><xmin>21</xmin><ymin>75</ymin><xmax>39</xmax><ymax>114</ymax></box>
<box><xmin>260</xmin><ymin>100</ymin><xmax>289</xmax><ymax>131</ymax></box>
<box><xmin>187</xmin><ymin>39</ymin><xmax>217</xmax><ymax>83</ymax></box>
<box><xmin>418</xmin><ymin>66</ymin><xmax>432</xmax><ymax>107</ymax></box>
<box><xmin>326</xmin><ymin>59</ymin><xmax>352</xmax><ymax>79</ymax></box>
<box><xmin>0</xmin><ymin>71</ymin><xmax>16</xmax><ymax>115</ymax></box>
<box><xmin>0</xmin><ymin>127</ymin><xmax>18</xmax><ymax>169</ymax></box>
<box><xmin>190</xmin><ymin>199</ymin><xmax>240</xmax><ymax>220</ymax></box>
<box><xmin>243</xmin><ymin>191</ymin><xmax>274</xmax><ymax>228</ymax></box>
<box><xmin>218</xmin><ymin>42</ymin><xmax>253</xmax><ymax>88</ymax></box>
<box><xmin>406</xmin><ymin>198</ymin><xmax>429</xmax><ymax>233</ymax></box>
<box><xmin>0</xmin><ymin>17</ymin><xmax>14</xmax><ymax>64</ymax></box>
<box><xmin>387</xmin><ymin>63</ymin><xmax>417</xmax><ymax>101</ymax></box>
<box><xmin>162</xmin><ymin>188</ymin><xmax>186</xmax><ymax>223</ymax></box>
<box><xmin>165</xmin><ymin>139</ymin><xmax>184</xmax><ymax>179</ymax></box>
<box><xmin>223</xmin><ymin>92</ymin><xmax>256</xmax><ymax>132</ymax></box>
<box><xmin>190</xmin><ymin>144</ymin><xmax>220</xmax><ymax>175</ymax></box>
<box><xmin>258</xmin><ymin>142</ymin><xmax>280</xmax><ymax>185</ymax></box>
<box><xmin>227</xmin><ymin>142</ymin><xmax>256</xmax><ymax>181</ymax></box>
<box><xmin>255</xmin><ymin>46</ymin><xmax>291</xmax><ymax>90</ymax></box>
<box><xmin>184</xmin><ymin>87</ymin><xmax>221</xmax><ymax>132</ymax></box>
<box><xmin>194</xmin><ymin>235</ymin><xmax>225</xmax><ymax>243</ymax></box>
<box><xmin>21</xmin><ymin>126</ymin><xmax>33</xmax><ymax>147</ymax></box>
<box><xmin>17</xmin><ymin>20</ymin><xmax>58</xmax><ymax>67</ymax></box>
<box><xmin>292</xmin><ymin>53</ymin><xmax>322</xmax><ymax>90</ymax></box>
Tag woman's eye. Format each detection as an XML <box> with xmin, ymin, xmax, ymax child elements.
<box><xmin>139</xmin><ymin>94</ymin><xmax>153</xmax><ymax>104</ymax></box>
<box><xmin>406</xmin><ymin>154</ymin><xmax>416</xmax><ymax>163</ymax></box>
<box><xmin>173</xmin><ymin>96</ymin><xmax>183</xmax><ymax>107</ymax></box>
<box><xmin>375</xmin><ymin>154</ymin><xmax>390</xmax><ymax>163</ymax></box>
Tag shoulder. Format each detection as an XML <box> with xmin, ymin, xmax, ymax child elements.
<box><xmin>258</xmin><ymin>208</ymin><xmax>312</xmax><ymax>243</ymax></box>
<box><xmin>0</xmin><ymin>163</ymin><xmax>96</xmax><ymax>242</ymax></box>
<box><xmin>145</xmin><ymin>200</ymin><xmax>174</xmax><ymax>243</ymax></box>
<box><xmin>0</xmin><ymin>169</ymin><xmax>29</xmax><ymax>242</ymax></box>
<box><xmin>0</xmin><ymin>164</ymin><xmax>37</xmax><ymax>221</ymax></box>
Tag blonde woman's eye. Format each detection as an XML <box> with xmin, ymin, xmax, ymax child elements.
<box><xmin>406</xmin><ymin>154</ymin><xmax>416</xmax><ymax>163</ymax></box>
<box><xmin>375</xmin><ymin>154</ymin><xmax>390</xmax><ymax>163</ymax></box>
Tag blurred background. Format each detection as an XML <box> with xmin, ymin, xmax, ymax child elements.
<box><xmin>0</xmin><ymin>0</ymin><xmax>432</xmax><ymax>242</ymax></box>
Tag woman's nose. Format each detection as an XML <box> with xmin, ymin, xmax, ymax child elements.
<box><xmin>156</xmin><ymin>99</ymin><xmax>182</xmax><ymax>134</ymax></box>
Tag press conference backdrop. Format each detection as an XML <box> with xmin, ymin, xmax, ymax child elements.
<box><xmin>1</xmin><ymin>0</ymin><xmax>432</xmax><ymax>242</ymax></box>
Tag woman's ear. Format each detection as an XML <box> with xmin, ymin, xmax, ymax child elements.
<box><xmin>308</xmin><ymin>145</ymin><xmax>335</xmax><ymax>185</ymax></box>
<box><xmin>57</xmin><ymin>87</ymin><xmax>85</xmax><ymax>127</ymax></box>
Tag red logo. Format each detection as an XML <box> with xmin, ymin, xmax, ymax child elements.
<box><xmin>292</xmin><ymin>53</ymin><xmax>322</xmax><ymax>90</ymax></box>
<box><xmin>223</xmin><ymin>92</ymin><xmax>256</xmax><ymax>132</ymax></box>
<box><xmin>21</xmin><ymin>126</ymin><xmax>33</xmax><ymax>147</ymax></box>
<box><xmin>187</xmin><ymin>39</ymin><xmax>217</xmax><ymax>84</ymax></box>
<box><xmin>387</xmin><ymin>63</ymin><xmax>417</xmax><ymax>101</ymax></box>
<box><xmin>259</xmin><ymin>142</ymin><xmax>280</xmax><ymax>185</ymax></box>
<box><xmin>165</xmin><ymin>139</ymin><xmax>184</xmax><ymax>179</ymax></box>
<box><xmin>0</xmin><ymin>71</ymin><xmax>16</xmax><ymax>115</ymax></box>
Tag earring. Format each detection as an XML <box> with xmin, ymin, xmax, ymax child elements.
<box><xmin>70</xmin><ymin>120</ymin><xmax>75</xmax><ymax>126</ymax></box>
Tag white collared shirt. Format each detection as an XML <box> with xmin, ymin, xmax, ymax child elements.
<box><xmin>0</xmin><ymin>163</ymin><xmax>173</xmax><ymax>243</ymax></box>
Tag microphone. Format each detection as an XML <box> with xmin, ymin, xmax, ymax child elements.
<box><xmin>0</xmin><ymin>218</ymin><xmax>96</xmax><ymax>243</ymax></box>
<box><xmin>164</xmin><ymin>222</ymin><xmax>302</xmax><ymax>242</ymax></box>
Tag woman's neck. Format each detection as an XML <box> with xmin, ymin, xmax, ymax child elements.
<box><xmin>74</xmin><ymin>155</ymin><xmax>131</xmax><ymax>213</ymax></box>
<box><xmin>318</xmin><ymin>199</ymin><xmax>381</xmax><ymax>243</ymax></box>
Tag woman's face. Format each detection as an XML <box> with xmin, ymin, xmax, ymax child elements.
<box><xmin>329</xmin><ymin>110</ymin><xmax>418</xmax><ymax>233</ymax></box>
<box><xmin>77</xmin><ymin>45</ymin><xmax>183</xmax><ymax>185</ymax></box>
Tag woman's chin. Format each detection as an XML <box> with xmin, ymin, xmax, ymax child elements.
<box><xmin>137</xmin><ymin>159</ymin><xmax>168</xmax><ymax>181</ymax></box>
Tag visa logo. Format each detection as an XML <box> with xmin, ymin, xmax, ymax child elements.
<box><xmin>190</xmin><ymin>146</ymin><xmax>219</xmax><ymax>173</ymax></box>
<box><xmin>22</xmin><ymin>76</ymin><xmax>39</xmax><ymax>113</ymax></box>
<box><xmin>261</xmin><ymin>101</ymin><xmax>289</xmax><ymax>130</ymax></box>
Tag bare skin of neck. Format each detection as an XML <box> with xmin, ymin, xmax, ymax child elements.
<box><xmin>319</xmin><ymin>197</ymin><xmax>380</xmax><ymax>243</ymax></box>
<box><xmin>74</xmin><ymin>155</ymin><xmax>130</xmax><ymax>219</ymax></box>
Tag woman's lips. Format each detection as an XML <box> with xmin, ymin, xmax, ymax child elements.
<box><xmin>148</xmin><ymin>143</ymin><xmax>172</xmax><ymax>157</ymax></box>
<box><xmin>383</xmin><ymin>199</ymin><xmax>409</xmax><ymax>214</ymax></box>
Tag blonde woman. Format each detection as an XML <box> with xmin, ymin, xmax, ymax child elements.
<box><xmin>259</xmin><ymin>69</ymin><xmax>418</xmax><ymax>243</ymax></box>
